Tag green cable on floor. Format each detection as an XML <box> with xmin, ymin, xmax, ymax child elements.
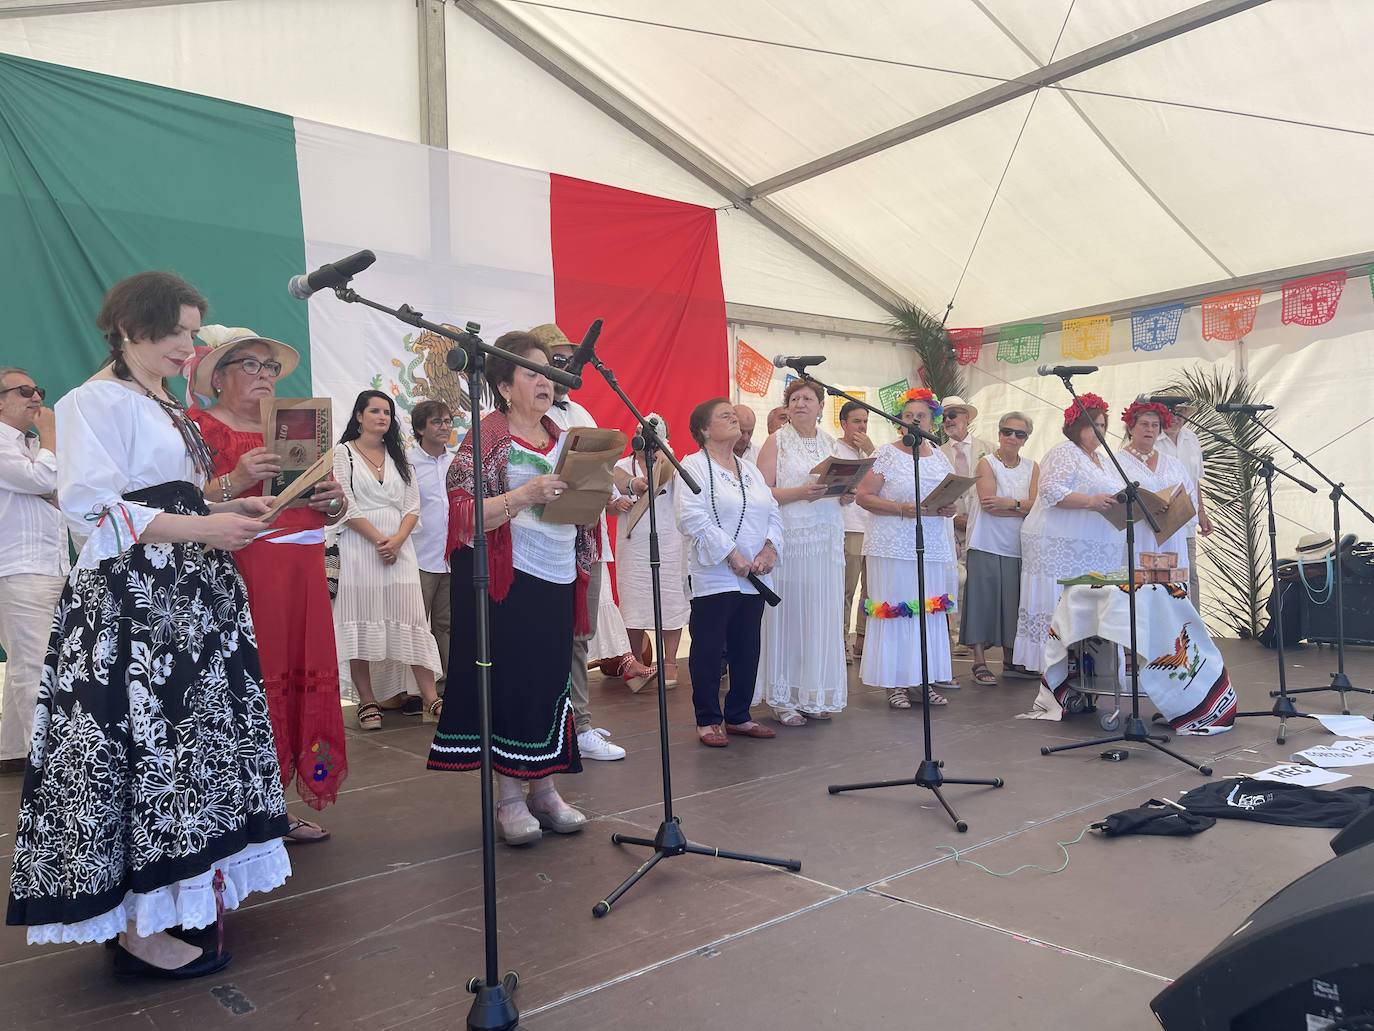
<box><xmin>934</xmin><ymin>826</ymin><xmax>1091</xmax><ymax>877</ymax></box>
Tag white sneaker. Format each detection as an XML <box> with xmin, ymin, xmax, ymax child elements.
<box><xmin>577</xmin><ymin>727</ymin><xmax>627</xmax><ymax>761</ymax></box>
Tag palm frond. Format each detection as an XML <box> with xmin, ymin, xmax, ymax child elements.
<box><xmin>1156</xmin><ymin>367</ymin><xmax>1277</xmax><ymax>639</ymax></box>
<box><xmin>888</xmin><ymin>302</ymin><xmax>966</xmax><ymax>428</ymax></box>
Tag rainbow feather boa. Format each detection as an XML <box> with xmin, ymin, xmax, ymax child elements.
<box><xmin>862</xmin><ymin>594</ymin><xmax>954</xmax><ymax>618</ymax></box>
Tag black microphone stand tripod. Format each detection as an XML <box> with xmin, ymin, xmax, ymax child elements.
<box><xmin>1039</xmin><ymin>374</ymin><xmax>1212</xmax><ymax>775</ymax></box>
<box><xmin>327</xmin><ymin>284</ymin><xmax>579</xmax><ymax>1031</ymax></box>
<box><xmin>1177</xmin><ymin>408</ymin><xmax>1321</xmax><ymax>743</ymax></box>
<box><xmin>1245</xmin><ymin>418</ymin><xmax>1374</xmax><ymax>711</ymax></box>
<box><xmin>811</xmin><ymin>374</ymin><xmax>1004</xmax><ymax>832</ymax></box>
<box><xmin>579</xmin><ymin>345</ymin><xmax>802</xmax><ymax>917</ymax></box>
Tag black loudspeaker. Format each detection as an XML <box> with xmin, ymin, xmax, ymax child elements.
<box><xmin>1331</xmin><ymin>807</ymin><xmax>1374</xmax><ymax>856</ymax></box>
<box><xmin>1301</xmin><ymin>581</ymin><xmax>1374</xmax><ymax>646</ymax></box>
<box><xmin>1151</xmin><ymin>843</ymin><xmax>1374</xmax><ymax>1029</ymax></box>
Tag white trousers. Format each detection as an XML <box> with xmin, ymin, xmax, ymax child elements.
<box><xmin>0</xmin><ymin>574</ymin><xmax>65</xmax><ymax>761</ymax></box>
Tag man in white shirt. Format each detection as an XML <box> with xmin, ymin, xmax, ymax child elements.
<box><xmin>407</xmin><ymin>400</ymin><xmax>456</xmax><ymax>696</ymax></box>
<box><xmin>0</xmin><ymin>368</ymin><xmax>68</xmax><ymax>774</ymax></box>
<box><xmin>766</xmin><ymin>406</ymin><xmax>789</xmax><ymax>435</ymax></box>
<box><xmin>1155</xmin><ymin>404</ymin><xmax>1213</xmax><ymax>605</ymax></box>
<box><xmin>531</xmin><ymin>323</ymin><xmax>629</xmax><ymax>761</ymax></box>
<box><xmin>732</xmin><ymin>404</ymin><xmax>759</xmax><ymax>464</ymax></box>
<box><xmin>834</xmin><ymin>401</ymin><xmax>874</xmax><ymax>664</ymax></box>
<box><xmin>938</xmin><ymin>396</ymin><xmax>995</xmax><ymax>665</ymax></box>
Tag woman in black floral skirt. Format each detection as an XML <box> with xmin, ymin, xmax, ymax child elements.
<box><xmin>5</xmin><ymin>272</ymin><xmax>292</xmax><ymax>980</ymax></box>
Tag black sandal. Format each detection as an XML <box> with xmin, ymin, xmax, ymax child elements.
<box><xmin>357</xmin><ymin>701</ymin><xmax>383</xmax><ymax>730</ymax></box>
<box><xmin>971</xmin><ymin>662</ymin><xmax>999</xmax><ymax>686</ymax></box>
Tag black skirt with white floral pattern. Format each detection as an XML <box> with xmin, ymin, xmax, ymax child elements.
<box><xmin>6</xmin><ymin>481</ymin><xmax>289</xmax><ymax>930</ymax></box>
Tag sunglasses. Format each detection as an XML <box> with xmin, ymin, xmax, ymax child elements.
<box><xmin>1</xmin><ymin>384</ymin><xmax>45</xmax><ymax>400</ymax></box>
<box><xmin>549</xmin><ymin>354</ymin><xmax>570</xmax><ymax>368</ymax></box>
<box><xmin>221</xmin><ymin>357</ymin><xmax>283</xmax><ymax>377</ymax></box>
<box><xmin>1000</xmin><ymin>427</ymin><xmax>1029</xmax><ymax>439</ymax></box>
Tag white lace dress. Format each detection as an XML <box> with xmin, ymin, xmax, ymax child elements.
<box><xmin>1118</xmin><ymin>449</ymin><xmax>1196</xmax><ymax>565</ymax></box>
<box><xmin>860</xmin><ymin>444</ymin><xmax>958</xmax><ymax>688</ymax></box>
<box><xmin>753</xmin><ymin>424</ymin><xmax>848</xmax><ymax>715</ymax></box>
<box><xmin>1013</xmin><ymin>441</ymin><xmax>1127</xmax><ymax>673</ymax></box>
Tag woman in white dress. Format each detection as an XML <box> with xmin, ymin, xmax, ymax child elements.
<box><xmin>755</xmin><ymin>379</ymin><xmax>853</xmax><ymax>726</ymax></box>
<box><xmin>333</xmin><ymin>390</ymin><xmax>443</xmax><ymax>730</ymax></box>
<box><xmin>1117</xmin><ymin>401</ymin><xmax>1196</xmax><ymax>570</ymax></box>
<box><xmin>613</xmin><ymin>412</ymin><xmax>690</xmax><ymax>688</ymax></box>
<box><xmin>1013</xmin><ymin>394</ymin><xmax>1126</xmax><ymax>676</ymax></box>
<box><xmin>858</xmin><ymin>390</ymin><xmax>959</xmax><ymax>708</ymax></box>
<box><xmin>962</xmin><ymin>411</ymin><xmax>1039</xmax><ymax>686</ymax></box>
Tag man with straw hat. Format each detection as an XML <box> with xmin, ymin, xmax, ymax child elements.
<box><xmin>938</xmin><ymin>396</ymin><xmax>994</xmax><ymax>668</ymax></box>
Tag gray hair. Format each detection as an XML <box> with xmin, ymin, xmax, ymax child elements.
<box><xmin>211</xmin><ymin>341</ymin><xmax>270</xmax><ymax>396</ymax></box>
<box><xmin>0</xmin><ymin>366</ymin><xmax>31</xmax><ymax>387</ymax></box>
<box><xmin>999</xmin><ymin>410</ymin><xmax>1034</xmax><ymax>434</ymax></box>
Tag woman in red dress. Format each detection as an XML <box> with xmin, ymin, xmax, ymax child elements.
<box><xmin>187</xmin><ymin>326</ymin><xmax>349</xmax><ymax>841</ymax></box>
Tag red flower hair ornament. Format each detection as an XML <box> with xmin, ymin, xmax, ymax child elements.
<box><xmin>1121</xmin><ymin>399</ymin><xmax>1174</xmax><ymax>430</ymax></box>
<box><xmin>1062</xmin><ymin>392</ymin><xmax>1109</xmax><ymax>428</ymax></box>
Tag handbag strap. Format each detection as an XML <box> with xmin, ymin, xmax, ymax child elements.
<box><xmin>1298</xmin><ymin>549</ymin><xmax>1335</xmax><ymax>605</ymax></box>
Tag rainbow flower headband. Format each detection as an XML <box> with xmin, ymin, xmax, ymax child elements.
<box><xmin>897</xmin><ymin>387</ymin><xmax>944</xmax><ymax>431</ymax></box>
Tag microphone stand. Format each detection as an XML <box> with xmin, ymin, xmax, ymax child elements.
<box><xmin>1243</xmin><ymin>418</ymin><xmax>1374</xmax><ymax>710</ymax></box>
<box><xmin>807</xmin><ymin>372</ymin><xmax>1004</xmax><ymax>832</ymax></box>
<box><xmin>1178</xmin><ymin>411</ymin><xmax>1321</xmax><ymax>743</ymax></box>
<box><xmin>328</xmin><ymin>283</ymin><xmax>579</xmax><ymax>1031</ymax></box>
<box><xmin>578</xmin><ymin>347</ymin><xmax>802</xmax><ymax>917</ymax></box>
<box><xmin>1039</xmin><ymin>374</ymin><xmax>1212</xmax><ymax>775</ymax></box>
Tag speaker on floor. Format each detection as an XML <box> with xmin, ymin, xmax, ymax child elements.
<box><xmin>1330</xmin><ymin>807</ymin><xmax>1374</xmax><ymax>856</ymax></box>
<box><xmin>1151</xmin><ymin>842</ymin><xmax>1374</xmax><ymax>1029</ymax></box>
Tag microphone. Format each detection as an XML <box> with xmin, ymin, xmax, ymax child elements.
<box><xmin>288</xmin><ymin>249</ymin><xmax>377</xmax><ymax>299</ymax></box>
<box><xmin>1037</xmin><ymin>364</ymin><xmax>1098</xmax><ymax>377</ymax></box>
<box><xmin>565</xmin><ymin>319</ymin><xmax>603</xmax><ymax>380</ymax></box>
<box><xmin>1136</xmin><ymin>394</ymin><xmax>1193</xmax><ymax>407</ymax></box>
<box><xmin>1215</xmin><ymin>402</ymin><xmax>1275</xmax><ymax>414</ymax></box>
<box><xmin>773</xmin><ymin>354</ymin><xmax>826</xmax><ymax>373</ymax></box>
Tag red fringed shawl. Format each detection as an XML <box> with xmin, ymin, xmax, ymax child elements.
<box><xmin>446</xmin><ymin>411</ymin><xmax>599</xmax><ymax>634</ymax></box>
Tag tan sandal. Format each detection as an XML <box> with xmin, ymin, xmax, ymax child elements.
<box><xmin>424</xmin><ymin>698</ymin><xmax>443</xmax><ymax>724</ymax></box>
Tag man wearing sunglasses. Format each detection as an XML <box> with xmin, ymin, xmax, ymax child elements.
<box><xmin>0</xmin><ymin>368</ymin><xmax>69</xmax><ymax>774</ymax></box>
<box><xmin>938</xmin><ymin>396</ymin><xmax>995</xmax><ymax>669</ymax></box>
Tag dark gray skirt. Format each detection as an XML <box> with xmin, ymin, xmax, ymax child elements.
<box><xmin>959</xmin><ymin>548</ymin><xmax>1021</xmax><ymax>647</ymax></box>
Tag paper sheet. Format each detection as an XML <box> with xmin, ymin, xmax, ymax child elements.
<box><xmin>1252</xmin><ymin>763</ymin><xmax>1351</xmax><ymax>787</ymax></box>
<box><xmin>1290</xmin><ymin>740</ymin><xmax>1374</xmax><ymax>768</ymax></box>
<box><xmin>1311</xmin><ymin>713</ymin><xmax>1374</xmax><ymax>739</ymax></box>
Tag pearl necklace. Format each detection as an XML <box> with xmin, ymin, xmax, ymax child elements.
<box><xmin>1125</xmin><ymin>444</ymin><xmax>1156</xmax><ymax>463</ymax></box>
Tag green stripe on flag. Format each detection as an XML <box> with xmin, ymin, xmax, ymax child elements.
<box><xmin>0</xmin><ymin>53</ymin><xmax>310</xmax><ymax>399</ymax></box>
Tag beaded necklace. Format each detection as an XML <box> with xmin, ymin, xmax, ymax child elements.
<box><xmin>707</xmin><ymin>452</ymin><xmax>747</xmax><ymax>540</ymax></box>
<box><xmin>146</xmin><ymin>390</ymin><xmax>216</xmax><ymax>480</ymax></box>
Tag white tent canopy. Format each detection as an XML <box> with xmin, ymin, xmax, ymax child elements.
<box><xmin>4</xmin><ymin>0</ymin><xmax>1374</xmax><ymax>573</ymax></box>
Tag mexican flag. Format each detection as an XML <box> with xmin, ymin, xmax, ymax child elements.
<box><xmin>1</xmin><ymin>51</ymin><xmax>728</xmax><ymax>456</ymax></box>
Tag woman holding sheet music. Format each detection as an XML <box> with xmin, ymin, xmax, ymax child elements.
<box><xmin>187</xmin><ymin>326</ymin><xmax>348</xmax><ymax>835</ymax></box>
<box><xmin>856</xmin><ymin>389</ymin><xmax>959</xmax><ymax>708</ymax></box>
<box><xmin>1012</xmin><ymin>394</ymin><xmax>1127</xmax><ymax>678</ymax></box>
<box><xmin>426</xmin><ymin>332</ymin><xmax>592</xmax><ymax>846</ymax></box>
<box><xmin>1117</xmin><ymin>400</ymin><xmax>1197</xmax><ymax>570</ymax></box>
<box><xmin>754</xmin><ymin>379</ymin><xmax>853</xmax><ymax>726</ymax></box>
<box><xmin>8</xmin><ymin>273</ymin><xmax>290</xmax><ymax>979</ymax></box>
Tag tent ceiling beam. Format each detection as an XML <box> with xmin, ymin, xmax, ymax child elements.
<box><xmin>0</xmin><ymin>0</ymin><xmax>227</xmax><ymax>17</ymax></box>
<box><xmin>417</xmin><ymin>0</ymin><xmax>449</xmax><ymax>148</ymax></box>
<box><xmin>459</xmin><ymin>0</ymin><xmax>911</xmax><ymax>315</ymax></box>
<box><xmin>986</xmin><ymin>249</ymin><xmax>1374</xmax><ymax>338</ymax></box>
<box><xmin>746</xmin><ymin>0</ymin><xmax>1273</xmax><ymax>200</ymax></box>
<box><xmin>726</xmin><ymin>303</ymin><xmax>900</xmax><ymax>342</ymax></box>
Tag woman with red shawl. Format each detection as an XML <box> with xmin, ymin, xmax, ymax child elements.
<box><xmin>425</xmin><ymin>331</ymin><xmax>597</xmax><ymax>847</ymax></box>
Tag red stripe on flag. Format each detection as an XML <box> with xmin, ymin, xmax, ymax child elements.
<box><xmin>549</xmin><ymin>174</ymin><xmax>728</xmax><ymax>483</ymax></box>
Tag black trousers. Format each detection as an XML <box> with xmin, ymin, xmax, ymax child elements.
<box><xmin>688</xmin><ymin>591</ymin><xmax>765</xmax><ymax>727</ymax></box>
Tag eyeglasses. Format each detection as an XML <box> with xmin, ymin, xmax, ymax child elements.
<box><xmin>549</xmin><ymin>354</ymin><xmax>570</xmax><ymax>368</ymax></box>
<box><xmin>221</xmin><ymin>357</ymin><xmax>283</xmax><ymax>377</ymax></box>
<box><xmin>0</xmin><ymin>384</ymin><xmax>45</xmax><ymax>400</ymax></box>
<box><xmin>1000</xmin><ymin>427</ymin><xmax>1028</xmax><ymax>439</ymax></box>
